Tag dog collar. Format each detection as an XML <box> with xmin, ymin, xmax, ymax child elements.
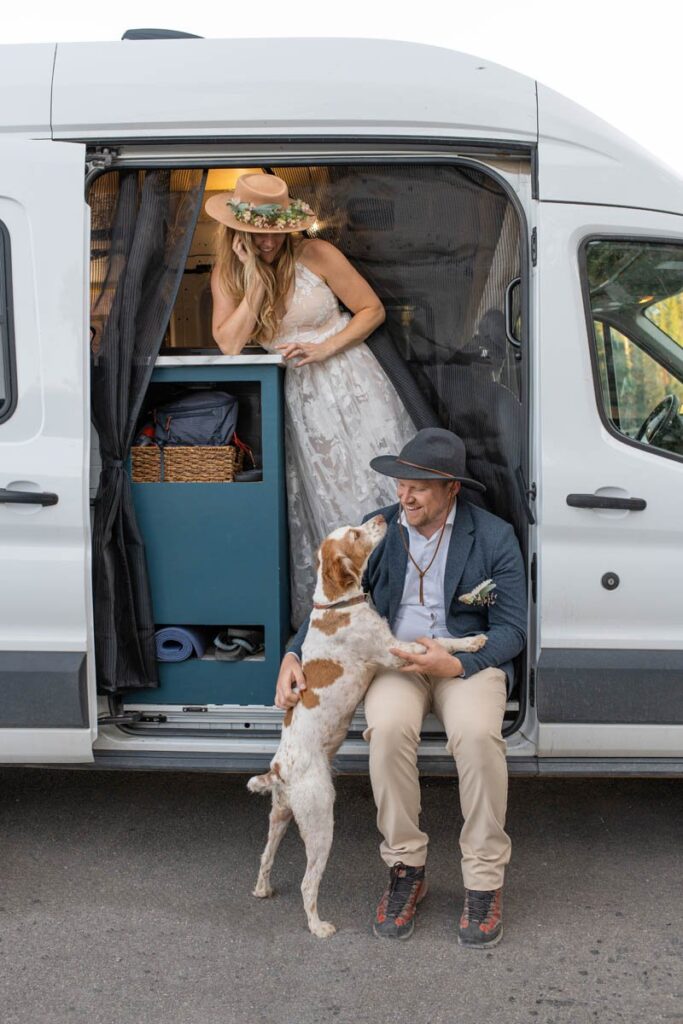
<box><xmin>312</xmin><ymin>594</ymin><xmax>367</xmax><ymax>611</ymax></box>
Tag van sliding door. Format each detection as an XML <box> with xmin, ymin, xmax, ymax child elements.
<box><xmin>535</xmin><ymin>202</ymin><xmax>683</xmax><ymax>757</ymax></box>
<box><xmin>0</xmin><ymin>140</ymin><xmax>94</xmax><ymax>763</ymax></box>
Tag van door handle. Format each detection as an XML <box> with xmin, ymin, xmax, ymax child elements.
<box><xmin>504</xmin><ymin>277</ymin><xmax>522</xmax><ymax>348</ymax></box>
<box><xmin>566</xmin><ymin>493</ymin><xmax>646</xmax><ymax>511</ymax></box>
<box><xmin>0</xmin><ymin>488</ymin><xmax>59</xmax><ymax>507</ymax></box>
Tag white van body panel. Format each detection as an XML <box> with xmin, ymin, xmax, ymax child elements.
<box><xmin>0</xmin><ymin>45</ymin><xmax>54</xmax><ymax>139</ymax></box>
<box><xmin>1</xmin><ymin>728</ymin><xmax>95</xmax><ymax>763</ymax></box>
<box><xmin>48</xmin><ymin>37</ymin><xmax>683</xmax><ymax>219</ymax></box>
<box><xmin>50</xmin><ymin>38</ymin><xmax>538</xmax><ymax>143</ymax></box>
<box><xmin>537</xmin><ymin>83</ymin><xmax>683</xmax><ymax>215</ymax></box>
<box><xmin>0</xmin><ymin>139</ymin><xmax>95</xmax><ymax>762</ymax></box>
<box><xmin>536</xmin><ymin>724</ymin><xmax>683</xmax><ymax>759</ymax></box>
<box><xmin>536</xmin><ymin>201</ymin><xmax>683</xmax><ymax>649</ymax></box>
<box><xmin>535</xmin><ymin>201</ymin><xmax>683</xmax><ymax>756</ymax></box>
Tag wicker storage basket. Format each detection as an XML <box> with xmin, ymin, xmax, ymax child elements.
<box><xmin>131</xmin><ymin>445</ymin><xmax>244</xmax><ymax>483</ymax></box>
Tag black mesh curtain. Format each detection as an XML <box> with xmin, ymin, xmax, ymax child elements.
<box><xmin>274</xmin><ymin>164</ymin><xmax>526</xmax><ymax>543</ymax></box>
<box><xmin>90</xmin><ymin>169</ymin><xmax>207</xmax><ymax>693</ymax></box>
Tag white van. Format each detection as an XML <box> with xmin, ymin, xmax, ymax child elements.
<box><xmin>1</xmin><ymin>35</ymin><xmax>682</xmax><ymax>774</ymax></box>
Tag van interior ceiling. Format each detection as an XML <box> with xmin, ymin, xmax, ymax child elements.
<box><xmin>88</xmin><ymin>160</ymin><xmax>527</xmax><ymax>726</ymax></box>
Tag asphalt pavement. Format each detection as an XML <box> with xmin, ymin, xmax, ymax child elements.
<box><xmin>1</xmin><ymin>768</ymin><xmax>681</xmax><ymax>1024</ymax></box>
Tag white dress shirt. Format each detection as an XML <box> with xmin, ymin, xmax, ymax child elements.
<box><xmin>392</xmin><ymin>501</ymin><xmax>456</xmax><ymax>642</ymax></box>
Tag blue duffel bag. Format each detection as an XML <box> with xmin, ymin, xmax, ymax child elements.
<box><xmin>153</xmin><ymin>390</ymin><xmax>238</xmax><ymax>447</ymax></box>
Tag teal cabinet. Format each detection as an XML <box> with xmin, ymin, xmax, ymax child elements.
<box><xmin>129</xmin><ymin>360</ymin><xmax>289</xmax><ymax>706</ymax></box>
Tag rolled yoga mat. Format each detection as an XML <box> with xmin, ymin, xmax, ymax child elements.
<box><xmin>154</xmin><ymin>626</ymin><xmax>212</xmax><ymax>663</ymax></box>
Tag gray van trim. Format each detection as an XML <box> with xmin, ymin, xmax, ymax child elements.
<box><xmin>0</xmin><ymin>652</ymin><xmax>88</xmax><ymax>727</ymax></box>
<box><xmin>536</xmin><ymin>648</ymin><xmax>683</xmax><ymax>724</ymax></box>
<box><xmin>86</xmin><ymin>750</ymin><xmax>683</xmax><ymax>777</ymax></box>
<box><xmin>85</xmin><ymin>137</ymin><xmax>536</xmax><ymax>165</ymax></box>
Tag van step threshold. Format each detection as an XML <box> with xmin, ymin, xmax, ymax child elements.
<box><xmin>118</xmin><ymin>703</ymin><xmax>519</xmax><ymax>731</ymax></box>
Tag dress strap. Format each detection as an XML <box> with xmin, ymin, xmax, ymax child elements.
<box><xmin>295</xmin><ymin>261</ymin><xmax>327</xmax><ymax>287</ymax></box>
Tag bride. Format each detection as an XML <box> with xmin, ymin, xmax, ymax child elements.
<box><xmin>207</xmin><ymin>173</ymin><xmax>414</xmax><ymax>628</ymax></box>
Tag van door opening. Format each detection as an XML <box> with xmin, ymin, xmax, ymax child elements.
<box><xmin>87</xmin><ymin>156</ymin><xmax>531</xmax><ymax>746</ymax></box>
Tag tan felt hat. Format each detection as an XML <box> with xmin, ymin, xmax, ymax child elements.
<box><xmin>205</xmin><ymin>173</ymin><xmax>317</xmax><ymax>234</ymax></box>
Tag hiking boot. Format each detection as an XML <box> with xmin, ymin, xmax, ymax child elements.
<box><xmin>458</xmin><ymin>887</ymin><xmax>503</xmax><ymax>948</ymax></box>
<box><xmin>373</xmin><ymin>862</ymin><xmax>428</xmax><ymax>940</ymax></box>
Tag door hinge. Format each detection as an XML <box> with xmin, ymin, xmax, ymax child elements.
<box><xmin>530</xmin><ymin>552</ymin><xmax>537</xmax><ymax>604</ymax></box>
<box><xmin>514</xmin><ymin>468</ymin><xmax>537</xmax><ymax>525</ymax></box>
<box><xmin>85</xmin><ymin>147</ymin><xmax>119</xmax><ymax>189</ymax></box>
<box><xmin>531</xmin><ymin>226</ymin><xmax>537</xmax><ymax>267</ymax></box>
<box><xmin>528</xmin><ymin>667</ymin><xmax>536</xmax><ymax>707</ymax></box>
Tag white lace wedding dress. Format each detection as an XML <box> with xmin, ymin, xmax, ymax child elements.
<box><xmin>260</xmin><ymin>261</ymin><xmax>414</xmax><ymax>628</ymax></box>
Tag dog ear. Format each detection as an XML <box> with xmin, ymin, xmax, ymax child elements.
<box><xmin>336</xmin><ymin>554</ymin><xmax>358</xmax><ymax>590</ymax></box>
<box><xmin>320</xmin><ymin>543</ymin><xmax>359</xmax><ymax>600</ymax></box>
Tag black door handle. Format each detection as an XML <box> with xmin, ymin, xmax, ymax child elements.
<box><xmin>0</xmin><ymin>488</ymin><xmax>59</xmax><ymax>507</ymax></box>
<box><xmin>504</xmin><ymin>276</ymin><xmax>522</xmax><ymax>348</ymax></box>
<box><xmin>566</xmin><ymin>493</ymin><xmax>646</xmax><ymax>511</ymax></box>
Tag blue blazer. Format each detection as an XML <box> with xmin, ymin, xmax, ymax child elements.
<box><xmin>287</xmin><ymin>498</ymin><xmax>527</xmax><ymax>689</ymax></box>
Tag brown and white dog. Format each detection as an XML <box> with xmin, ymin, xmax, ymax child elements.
<box><xmin>247</xmin><ymin>514</ymin><xmax>486</xmax><ymax>938</ymax></box>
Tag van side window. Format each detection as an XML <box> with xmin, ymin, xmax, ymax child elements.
<box><xmin>583</xmin><ymin>240</ymin><xmax>683</xmax><ymax>459</ymax></box>
<box><xmin>0</xmin><ymin>221</ymin><xmax>15</xmax><ymax>424</ymax></box>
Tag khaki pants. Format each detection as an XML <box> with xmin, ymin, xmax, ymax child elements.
<box><xmin>362</xmin><ymin>665</ymin><xmax>510</xmax><ymax>891</ymax></box>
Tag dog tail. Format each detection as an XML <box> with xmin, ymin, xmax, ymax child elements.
<box><xmin>247</xmin><ymin>763</ymin><xmax>283</xmax><ymax>794</ymax></box>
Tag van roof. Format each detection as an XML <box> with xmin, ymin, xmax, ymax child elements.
<box><xmin>3</xmin><ymin>37</ymin><xmax>683</xmax><ymax>215</ymax></box>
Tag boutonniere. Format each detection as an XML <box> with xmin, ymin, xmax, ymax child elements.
<box><xmin>458</xmin><ymin>578</ymin><xmax>497</xmax><ymax>607</ymax></box>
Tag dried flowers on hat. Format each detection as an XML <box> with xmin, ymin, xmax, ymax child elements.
<box><xmin>228</xmin><ymin>197</ymin><xmax>314</xmax><ymax>230</ymax></box>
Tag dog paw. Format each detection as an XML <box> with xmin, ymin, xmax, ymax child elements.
<box><xmin>464</xmin><ymin>634</ymin><xmax>488</xmax><ymax>651</ymax></box>
<box><xmin>391</xmin><ymin>642</ymin><xmax>426</xmax><ymax>656</ymax></box>
<box><xmin>310</xmin><ymin>920</ymin><xmax>336</xmax><ymax>939</ymax></box>
<box><xmin>252</xmin><ymin>882</ymin><xmax>275</xmax><ymax>899</ymax></box>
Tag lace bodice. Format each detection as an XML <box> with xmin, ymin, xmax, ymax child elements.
<box><xmin>261</xmin><ymin>261</ymin><xmax>351</xmax><ymax>350</ymax></box>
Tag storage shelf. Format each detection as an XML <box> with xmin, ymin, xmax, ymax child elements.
<box><xmin>129</xmin><ymin>362</ymin><xmax>289</xmax><ymax>707</ymax></box>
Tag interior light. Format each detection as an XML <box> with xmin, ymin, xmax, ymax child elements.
<box><xmin>205</xmin><ymin>168</ymin><xmax>262</xmax><ymax>192</ymax></box>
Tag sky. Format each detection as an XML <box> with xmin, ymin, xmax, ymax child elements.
<box><xmin>3</xmin><ymin>0</ymin><xmax>683</xmax><ymax>177</ymax></box>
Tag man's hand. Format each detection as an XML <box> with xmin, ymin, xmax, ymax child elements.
<box><xmin>275</xmin><ymin>653</ymin><xmax>307</xmax><ymax>710</ymax></box>
<box><xmin>389</xmin><ymin>637</ymin><xmax>465</xmax><ymax>678</ymax></box>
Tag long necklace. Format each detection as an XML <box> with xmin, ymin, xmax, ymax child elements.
<box><xmin>398</xmin><ymin>497</ymin><xmax>454</xmax><ymax>605</ymax></box>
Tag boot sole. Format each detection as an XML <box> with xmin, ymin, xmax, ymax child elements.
<box><xmin>458</xmin><ymin>925</ymin><xmax>503</xmax><ymax>949</ymax></box>
<box><xmin>372</xmin><ymin>921</ymin><xmax>415</xmax><ymax>940</ymax></box>
<box><xmin>372</xmin><ymin>880</ymin><xmax>428</xmax><ymax>940</ymax></box>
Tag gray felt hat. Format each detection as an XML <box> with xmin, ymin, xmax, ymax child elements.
<box><xmin>370</xmin><ymin>428</ymin><xmax>486</xmax><ymax>493</ymax></box>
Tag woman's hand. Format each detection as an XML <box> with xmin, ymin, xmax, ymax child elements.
<box><xmin>275</xmin><ymin>653</ymin><xmax>307</xmax><ymax>709</ymax></box>
<box><xmin>276</xmin><ymin>340</ymin><xmax>333</xmax><ymax>367</ymax></box>
<box><xmin>232</xmin><ymin>234</ymin><xmax>251</xmax><ymax>266</ymax></box>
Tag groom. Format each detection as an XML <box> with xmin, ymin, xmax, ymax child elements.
<box><xmin>275</xmin><ymin>428</ymin><xmax>527</xmax><ymax>948</ymax></box>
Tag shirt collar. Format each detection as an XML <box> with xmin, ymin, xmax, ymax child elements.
<box><xmin>399</xmin><ymin>498</ymin><xmax>457</xmax><ymax>536</ymax></box>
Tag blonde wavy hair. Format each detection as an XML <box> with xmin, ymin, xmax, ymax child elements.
<box><xmin>214</xmin><ymin>226</ymin><xmax>299</xmax><ymax>344</ymax></box>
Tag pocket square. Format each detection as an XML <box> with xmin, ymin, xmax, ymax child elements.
<box><xmin>458</xmin><ymin>578</ymin><xmax>497</xmax><ymax>607</ymax></box>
